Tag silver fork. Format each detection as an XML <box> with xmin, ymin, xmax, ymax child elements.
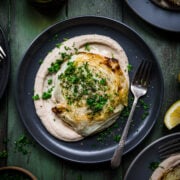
<box><xmin>0</xmin><ymin>45</ymin><xmax>6</xmax><ymax>61</ymax></box>
<box><xmin>158</xmin><ymin>136</ymin><xmax>180</xmax><ymax>160</ymax></box>
<box><xmin>111</xmin><ymin>60</ymin><xmax>152</xmax><ymax>169</ymax></box>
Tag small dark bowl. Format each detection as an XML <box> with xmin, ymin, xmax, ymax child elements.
<box><xmin>0</xmin><ymin>166</ymin><xmax>37</xmax><ymax>180</ymax></box>
<box><xmin>28</xmin><ymin>0</ymin><xmax>66</xmax><ymax>14</ymax></box>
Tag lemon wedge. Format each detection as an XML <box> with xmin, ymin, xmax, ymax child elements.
<box><xmin>164</xmin><ymin>100</ymin><xmax>180</xmax><ymax>130</ymax></box>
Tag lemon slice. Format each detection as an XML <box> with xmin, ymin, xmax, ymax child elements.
<box><xmin>164</xmin><ymin>100</ymin><xmax>180</xmax><ymax>130</ymax></box>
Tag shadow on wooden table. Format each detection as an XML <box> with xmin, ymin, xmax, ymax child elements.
<box><xmin>124</xmin><ymin>3</ymin><xmax>180</xmax><ymax>42</ymax></box>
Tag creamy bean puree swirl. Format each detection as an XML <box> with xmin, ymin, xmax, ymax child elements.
<box><xmin>150</xmin><ymin>154</ymin><xmax>180</xmax><ymax>180</ymax></box>
<box><xmin>33</xmin><ymin>34</ymin><xmax>129</xmax><ymax>141</ymax></box>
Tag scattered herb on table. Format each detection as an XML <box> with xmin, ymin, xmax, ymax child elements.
<box><xmin>77</xmin><ymin>174</ymin><xmax>82</xmax><ymax>180</ymax></box>
<box><xmin>3</xmin><ymin>138</ymin><xmax>9</xmax><ymax>144</ymax></box>
<box><xmin>14</xmin><ymin>135</ymin><xmax>34</xmax><ymax>155</ymax></box>
<box><xmin>72</xmin><ymin>43</ymin><xmax>78</xmax><ymax>54</ymax></box>
<box><xmin>0</xmin><ymin>150</ymin><xmax>8</xmax><ymax>159</ymax></box>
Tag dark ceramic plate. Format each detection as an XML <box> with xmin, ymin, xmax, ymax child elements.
<box><xmin>125</xmin><ymin>0</ymin><xmax>180</xmax><ymax>32</ymax></box>
<box><xmin>0</xmin><ymin>166</ymin><xmax>37</xmax><ymax>180</ymax></box>
<box><xmin>15</xmin><ymin>16</ymin><xmax>164</xmax><ymax>164</ymax></box>
<box><xmin>0</xmin><ymin>28</ymin><xmax>10</xmax><ymax>99</ymax></box>
<box><xmin>124</xmin><ymin>133</ymin><xmax>180</xmax><ymax>180</ymax></box>
<box><xmin>151</xmin><ymin>0</ymin><xmax>180</xmax><ymax>11</ymax></box>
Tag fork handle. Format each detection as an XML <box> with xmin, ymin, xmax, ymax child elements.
<box><xmin>111</xmin><ymin>97</ymin><xmax>139</xmax><ymax>169</ymax></box>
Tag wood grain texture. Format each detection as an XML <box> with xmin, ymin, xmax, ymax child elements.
<box><xmin>0</xmin><ymin>92</ymin><xmax>8</xmax><ymax>166</ymax></box>
<box><xmin>63</xmin><ymin>1</ymin><xmax>124</xmax><ymax>180</ymax></box>
<box><xmin>68</xmin><ymin>0</ymin><xmax>122</xmax><ymax>20</ymax></box>
<box><xmin>0</xmin><ymin>0</ymin><xmax>179</xmax><ymax>179</ymax></box>
<box><xmin>0</xmin><ymin>0</ymin><xmax>10</xmax><ymax>167</ymax></box>
<box><xmin>6</xmin><ymin>0</ymin><xmax>66</xmax><ymax>179</ymax></box>
<box><xmin>122</xmin><ymin>2</ymin><xmax>180</xmax><ymax>174</ymax></box>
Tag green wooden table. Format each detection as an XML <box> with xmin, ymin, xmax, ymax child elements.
<box><xmin>0</xmin><ymin>0</ymin><xmax>180</xmax><ymax>179</ymax></box>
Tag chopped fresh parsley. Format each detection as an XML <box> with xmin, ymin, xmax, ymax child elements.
<box><xmin>48</xmin><ymin>59</ymin><xmax>64</xmax><ymax>74</ymax></box>
<box><xmin>65</xmin><ymin>61</ymin><xmax>76</xmax><ymax>75</ymax></box>
<box><xmin>42</xmin><ymin>91</ymin><xmax>51</xmax><ymax>100</ymax></box>
<box><xmin>96</xmin><ymin>122</ymin><xmax>119</xmax><ymax>143</ymax></box>
<box><xmin>48</xmin><ymin>79</ymin><xmax>53</xmax><ymax>85</ymax></box>
<box><xmin>61</xmin><ymin>52</ymin><xmax>72</xmax><ymax>61</ymax></box>
<box><xmin>99</xmin><ymin>78</ymin><xmax>106</xmax><ymax>85</ymax></box>
<box><xmin>84</xmin><ymin>43</ymin><xmax>91</xmax><ymax>51</ymax></box>
<box><xmin>64</xmin><ymin>46</ymin><xmax>71</xmax><ymax>51</ymax></box>
<box><xmin>127</xmin><ymin>64</ymin><xmax>133</xmax><ymax>72</ymax></box>
<box><xmin>139</xmin><ymin>99</ymin><xmax>149</xmax><ymax>120</ymax></box>
<box><xmin>74</xmin><ymin>47</ymin><xmax>78</xmax><ymax>54</ymax></box>
<box><xmin>59</xmin><ymin>62</ymin><xmax>109</xmax><ymax>113</ymax></box>
<box><xmin>113</xmin><ymin>135</ymin><xmax>121</xmax><ymax>142</ymax></box>
<box><xmin>86</xmin><ymin>95</ymin><xmax>108</xmax><ymax>113</ymax></box>
<box><xmin>32</xmin><ymin>94</ymin><xmax>40</xmax><ymax>100</ymax></box>
<box><xmin>0</xmin><ymin>150</ymin><xmax>8</xmax><ymax>159</ymax></box>
<box><xmin>56</xmin><ymin>43</ymin><xmax>62</xmax><ymax>48</ymax></box>
<box><xmin>77</xmin><ymin>174</ymin><xmax>82</xmax><ymax>180</ymax></box>
<box><xmin>14</xmin><ymin>135</ymin><xmax>34</xmax><ymax>155</ymax></box>
<box><xmin>67</xmin><ymin>75</ymin><xmax>79</xmax><ymax>84</ymax></box>
<box><xmin>39</xmin><ymin>59</ymin><xmax>43</xmax><ymax>64</ymax></box>
<box><xmin>108</xmin><ymin>106</ymin><xmax>114</xmax><ymax>112</ymax></box>
<box><xmin>140</xmin><ymin>99</ymin><xmax>149</xmax><ymax>110</ymax></box>
<box><xmin>63</xmin><ymin>37</ymin><xmax>68</xmax><ymax>41</ymax></box>
<box><xmin>149</xmin><ymin>161</ymin><xmax>160</xmax><ymax>171</ymax></box>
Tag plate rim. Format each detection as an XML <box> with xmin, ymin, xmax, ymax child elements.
<box><xmin>0</xmin><ymin>27</ymin><xmax>10</xmax><ymax>99</ymax></box>
<box><xmin>125</xmin><ymin>0</ymin><xmax>180</xmax><ymax>33</ymax></box>
<box><xmin>150</xmin><ymin>0</ymin><xmax>180</xmax><ymax>11</ymax></box>
<box><xmin>124</xmin><ymin>132</ymin><xmax>180</xmax><ymax>180</ymax></box>
<box><xmin>15</xmin><ymin>15</ymin><xmax>164</xmax><ymax>164</ymax></box>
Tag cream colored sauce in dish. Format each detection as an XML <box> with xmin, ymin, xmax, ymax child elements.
<box><xmin>33</xmin><ymin>34</ymin><xmax>129</xmax><ymax>141</ymax></box>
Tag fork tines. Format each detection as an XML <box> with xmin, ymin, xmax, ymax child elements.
<box><xmin>158</xmin><ymin>137</ymin><xmax>180</xmax><ymax>160</ymax></box>
<box><xmin>0</xmin><ymin>46</ymin><xmax>6</xmax><ymax>60</ymax></box>
<box><xmin>133</xmin><ymin>61</ymin><xmax>152</xmax><ymax>87</ymax></box>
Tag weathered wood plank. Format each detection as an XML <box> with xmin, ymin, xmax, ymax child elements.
<box><xmin>0</xmin><ymin>0</ymin><xmax>10</xmax><ymax>167</ymax></box>
<box><xmin>68</xmin><ymin>0</ymin><xmax>122</xmax><ymax>21</ymax></box>
<box><xmin>122</xmin><ymin>1</ymin><xmax>180</xmax><ymax>177</ymax></box>
<box><xmin>61</xmin><ymin>1</ymin><xmax>124</xmax><ymax>180</ymax></box>
<box><xmin>1</xmin><ymin>0</ymin><xmax>179</xmax><ymax>179</ymax></box>
<box><xmin>6</xmin><ymin>0</ymin><xmax>66</xmax><ymax>179</ymax></box>
<box><xmin>0</xmin><ymin>91</ymin><xmax>8</xmax><ymax>167</ymax></box>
